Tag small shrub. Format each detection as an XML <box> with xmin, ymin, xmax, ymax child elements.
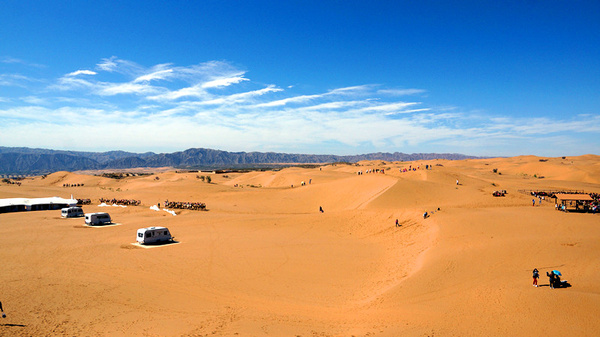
<box><xmin>493</xmin><ymin>168</ymin><xmax>498</xmax><ymax>173</ymax></box>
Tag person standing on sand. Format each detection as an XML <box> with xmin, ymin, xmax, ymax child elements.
<box><xmin>319</xmin><ymin>206</ymin><xmax>324</xmax><ymax>213</ymax></box>
<box><xmin>1</xmin><ymin>300</ymin><xmax>5</xmax><ymax>318</ymax></box>
<box><xmin>532</xmin><ymin>199</ymin><xmax>536</xmax><ymax>207</ymax></box>
<box><xmin>533</xmin><ymin>268</ymin><xmax>539</xmax><ymax>287</ymax></box>
<box><xmin>395</xmin><ymin>219</ymin><xmax>399</xmax><ymax>227</ymax></box>
<box><xmin>547</xmin><ymin>271</ymin><xmax>555</xmax><ymax>289</ymax></box>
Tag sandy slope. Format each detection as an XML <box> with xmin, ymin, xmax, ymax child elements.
<box><xmin>0</xmin><ymin>155</ymin><xmax>599</xmax><ymax>336</ymax></box>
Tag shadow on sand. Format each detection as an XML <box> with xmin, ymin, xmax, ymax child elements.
<box><xmin>126</xmin><ymin>240</ymin><xmax>181</xmax><ymax>249</ymax></box>
<box><xmin>142</xmin><ymin>240</ymin><xmax>180</xmax><ymax>246</ymax></box>
<box><xmin>1</xmin><ymin>323</ymin><xmax>26</xmax><ymax>327</ymax></box>
<box><xmin>539</xmin><ymin>281</ymin><xmax>572</xmax><ymax>289</ymax></box>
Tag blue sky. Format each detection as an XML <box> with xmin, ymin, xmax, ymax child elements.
<box><xmin>1</xmin><ymin>1</ymin><xmax>599</xmax><ymax>156</ymax></box>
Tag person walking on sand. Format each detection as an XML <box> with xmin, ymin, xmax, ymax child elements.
<box><xmin>532</xmin><ymin>268</ymin><xmax>539</xmax><ymax>287</ymax></box>
<box><xmin>532</xmin><ymin>199</ymin><xmax>536</xmax><ymax>207</ymax></box>
<box><xmin>395</xmin><ymin>219</ymin><xmax>399</xmax><ymax>227</ymax></box>
<box><xmin>456</xmin><ymin>179</ymin><xmax>459</xmax><ymax>185</ymax></box>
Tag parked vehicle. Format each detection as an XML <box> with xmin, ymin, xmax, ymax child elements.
<box><xmin>85</xmin><ymin>212</ymin><xmax>112</xmax><ymax>225</ymax></box>
<box><xmin>136</xmin><ymin>227</ymin><xmax>173</xmax><ymax>244</ymax></box>
<box><xmin>61</xmin><ymin>206</ymin><xmax>84</xmax><ymax>218</ymax></box>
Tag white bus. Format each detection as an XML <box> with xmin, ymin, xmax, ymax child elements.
<box><xmin>85</xmin><ymin>212</ymin><xmax>112</xmax><ymax>225</ymax></box>
<box><xmin>61</xmin><ymin>206</ymin><xmax>84</xmax><ymax>218</ymax></box>
<box><xmin>136</xmin><ymin>227</ymin><xmax>173</xmax><ymax>244</ymax></box>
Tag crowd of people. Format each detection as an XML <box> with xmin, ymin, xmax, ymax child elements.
<box><xmin>163</xmin><ymin>200</ymin><xmax>206</xmax><ymax>211</ymax></box>
<box><xmin>1</xmin><ymin>178</ymin><xmax>21</xmax><ymax>186</ymax></box>
<box><xmin>529</xmin><ymin>190</ymin><xmax>589</xmax><ymax>198</ymax></box>
<box><xmin>399</xmin><ymin>164</ymin><xmax>433</xmax><ymax>173</ymax></box>
<box><xmin>99</xmin><ymin>198</ymin><xmax>141</xmax><ymax>206</ymax></box>
<box><xmin>77</xmin><ymin>198</ymin><xmax>91</xmax><ymax>205</ymax></box>
<box><xmin>62</xmin><ymin>183</ymin><xmax>85</xmax><ymax>187</ymax></box>
<box><xmin>357</xmin><ymin>169</ymin><xmax>385</xmax><ymax>175</ymax></box>
<box><xmin>532</xmin><ymin>268</ymin><xmax>570</xmax><ymax>289</ymax></box>
<box><xmin>163</xmin><ymin>200</ymin><xmax>207</xmax><ymax>211</ymax></box>
<box><xmin>528</xmin><ymin>190</ymin><xmax>599</xmax><ymax>213</ymax></box>
<box><xmin>493</xmin><ymin>190</ymin><xmax>507</xmax><ymax>197</ymax></box>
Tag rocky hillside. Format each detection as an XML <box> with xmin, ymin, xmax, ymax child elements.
<box><xmin>0</xmin><ymin>147</ymin><xmax>477</xmax><ymax>175</ymax></box>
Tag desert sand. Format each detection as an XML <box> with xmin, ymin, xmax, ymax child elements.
<box><xmin>1</xmin><ymin>155</ymin><xmax>599</xmax><ymax>336</ymax></box>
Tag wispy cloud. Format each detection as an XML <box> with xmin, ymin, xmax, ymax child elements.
<box><xmin>0</xmin><ymin>57</ymin><xmax>45</xmax><ymax>68</ymax></box>
<box><xmin>201</xmin><ymin>74</ymin><xmax>248</xmax><ymax>88</ymax></box>
<box><xmin>66</xmin><ymin>70</ymin><xmax>97</xmax><ymax>77</ymax></box>
<box><xmin>378</xmin><ymin>88</ymin><xmax>426</xmax><ymax>96</ymax></box>
<box><xmin>96</xmin><ymin>56</ymin><xmax>143</xmax><ymax>75</ymax></box>
<box><xmin>0</xmin><ymin>57</ymin><xmax>598</xmax><ymax>156</ymax></box>
<box><xmin>0</xmin><ymin>74</ymin><xmax>40</xmax><ymax>87</ymax></box>
<box><xmin>133</xmin><ymin>64</ymin><xmax>174</xmax><ymax>83</ymax></box>
<box><xmin>98</xmin><ymin>82</ymin><xmax>160</xmax><ymax>96</ymax></box>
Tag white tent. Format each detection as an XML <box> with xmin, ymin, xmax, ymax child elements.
<box><xmin>0</xmin><ymin>197</ymin><xmax>78</xmax><ymax>213</ymax></box>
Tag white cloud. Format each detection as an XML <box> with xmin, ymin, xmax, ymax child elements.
<box><xmin>52</xmin><ymin>76</ymin><xmax>95</xmax><ymax>91</ymax></box>
<box><xmin>353</xmin><ymin>102</ymin><xmax>420</xmax><ymax>114</ymax></box>
<box><xmin>327</xmin><ymin>85</ymin><xmax>373</xmax><ymax>95</ymax></box>
<box><xmin>66</xmin><ymin>70</ymin><xmax>97</xmax><ymax>77</ymax></box>
<box><xmin>1</xmin><ymin>56</ymin><xmax>598</xmax><ymax>156</ymax></box>
<box><xmin>199</xmin><ymin>85</ymin><xmax>282</xmax><ymax>105</ymax></box>
<box><xmin>201</xmin><ymin>74</ymin><xmax>248</xmax><ymax>88</ymax></box>
<box><xmin>0</xmin><ymin>57</ymin><xmax>45</xmax><ymax>68</ymax></box>
<box><xmin>256</xmin><ymin>93</ymin><xmax>323</xmax><ymax>107</ymax></box>
<box><xmin>21</xmin><ymin>96</ymin><xmax>48</xmax><ymax>105</ymax></box>
<box><xmin>133</xmin><ymin>64</ymin><xmax>174</xmax><ymax>83</ymax></box>
<box><xmin>98</xmin><ymin>82</ymin><xmax>160</xmax><ymax>96</ymax></box>
<box><xmin>0</xmin><ymin>74</ymin><xmax>38</xmax><ymax>87</ymax></box>
<box><xmin>148</xmin><ymin>84</ymin><xmax>207</xmax><ymax>101</ymax></box>
<box><xmin>378</xmin><ymin>88</ymin><xmax>426</xmax><ymax>96</ymax></box>
<box><xmin>96</xmin><ymin>56</ymin><xmax>143</xmax><ymax>76</ymax></box>
<box><xmin>97</xmin><ymin>57</ymin><xmax>118</xmax><ymax>72</ymax></box>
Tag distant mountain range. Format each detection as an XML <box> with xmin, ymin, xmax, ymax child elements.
<box><xmin>0</xmin><ymin>147</ymin><xmax>478</xmax><ymax>175</ymax></box>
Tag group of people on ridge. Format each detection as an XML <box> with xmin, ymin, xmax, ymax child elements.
<box><xmin>532</xmin><ymin>268</ymin><xmax>566</xmax><ymax>289</ymax></box>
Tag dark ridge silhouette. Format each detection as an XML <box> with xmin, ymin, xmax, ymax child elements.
<box><xmin>0</xmin><ymin>146</ymin><xmax>479</xmax><ymax>175</ymax></box>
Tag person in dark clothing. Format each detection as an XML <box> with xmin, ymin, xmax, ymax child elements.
<box><xmin>1</xmin><ymin>300</ymin><xmax>5</xmax><ymax>318</ymax></box>
<box><xmin>532</xmin><ymin>268</ymin><xmax>539</xmax><ymax>287</ymax></box>
<box><xmin>319</xmin><ymin>206</ymin><xmax>324</xmax><ymax>213</ymax></box>
<box><xmin>547</xmin><ymin>271</ymin><xmax>555</xmax><ymax>289</ymax></box>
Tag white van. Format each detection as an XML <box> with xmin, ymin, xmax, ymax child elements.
<box><xmin>61</xmin><ymin>206</ymin><xmax>84</xmax><ymax>218</ymax></box>
<box><xmin>136</xmin><ymin>227</ymin><xmax>173</xmax><ymax>244</ymax></box>
<box><xmin>85</xmin><ymin>212</ymin><xmax>112</xmax><ymax>225</ymax></box>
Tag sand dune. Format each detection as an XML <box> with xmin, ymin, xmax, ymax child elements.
<box><xmin>1</xmin><ymin>155</ymin><xmax>599</xmax><ymax>336</ymax></box>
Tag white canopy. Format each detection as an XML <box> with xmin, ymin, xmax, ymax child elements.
<box><xmin>0</xmin><ymin>197</ymin><xmax>78</xmax><ymax>208</ymax></box>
